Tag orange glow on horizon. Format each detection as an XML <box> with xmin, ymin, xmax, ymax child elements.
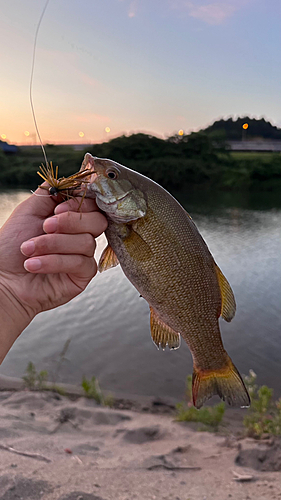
<box><xmin>178</xmin><ymin>129</ymin><xmax>184</xmax><ymax>136</ymax></box>
<box><xmin>242</xmin><ymin>123</ymin><xmax>249</xmax><ymax>130</ymax></box>
<box><xmin>1</xmin><ymin>134</ymin><xmax>7</xmax><ymax>140</ymax></box>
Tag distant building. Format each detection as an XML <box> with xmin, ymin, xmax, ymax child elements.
<box><xmin>0</xmin><ymin>140</ymin><xmax>18</xmax><ymax>154</ymax></box>
<box><xmin>228</xmin><ymin>140</ymin><xmax>281</xmax><ymax>152</ymax></box>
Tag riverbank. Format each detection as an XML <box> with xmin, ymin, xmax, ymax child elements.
<box><xmin>1</xmin><ymin>134</ymin><xmax>281</xmax><ymax>192</ymax></box>
<box><xmin>0</xmin><ymin>378</ymin><xmax>280</xmax><ymax>500</ymax></box>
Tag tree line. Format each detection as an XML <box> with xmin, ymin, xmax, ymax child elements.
<box><xmin>0</xmin><ymin>131</ymin><xmax>281</xmax><ymax>191</ymax></box>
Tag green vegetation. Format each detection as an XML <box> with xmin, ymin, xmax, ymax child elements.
<box><xmin>1</xmin><ymin>122</ymin><xmax>281</xmax><ymax>192</ymax></box>
<box><xmin>176</xmin><ymin>375</ymin><xmax>225</xmax><ymax>430</ymax></box>
<box><xmin>243</xmin><ymin>370</ymin><xmax>281</xmax><ymax>438</ymax></box>
<box><xmin>81</xmin><ymin>375</ymin><xmax>114</xmax><ymax>407</ymax></box>
<box><xmin>22</xmin><ymin>362</ymin><xmax>48</xmax><ymax>390</ymax></box>
<box><xmin>22</xmin><ymin>362</ymin><xmax>66</xmax><ymax>395</ymax></box>
<box><xmin>0</xmin><ymin>145</ymin><xmax>82</xmax><ymax>189</ymax></box>
<box><xmin>0</xmin><ymin>117</ymin><xmax>281</xmax><ymax>191</ymax></box>
<box><xmin>81</xmin><ymin>375</ymin><xmax>103</xmax><ymax>403</ymax></box>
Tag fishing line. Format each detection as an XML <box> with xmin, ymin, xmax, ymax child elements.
<box><xmin>29</xmin><ymin>0</ymin><xmax>50</xmax><ymax>168</ymax></box>
<box><xmin>30</xmin><ymin>190</ymin><xmax>50</xmax><ymax>197</ymax></box>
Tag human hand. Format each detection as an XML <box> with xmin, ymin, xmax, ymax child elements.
<box><xmin>0</xmin><ymin>187</ymin><xmax>107</xmax><ymax>361</ymax></box>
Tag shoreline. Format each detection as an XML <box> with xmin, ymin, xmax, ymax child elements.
<box><xmin>0</xmin><ymin>373</ymin><xmax>247</xmax><ymax>434</ymax></box>
<box><xmin>0</xmin><ymin>379</ymin><xmax>280</xmax><ymax>499</ymax></box>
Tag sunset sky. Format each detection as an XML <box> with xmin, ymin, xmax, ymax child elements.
<box><xmin>1</xmin><ymin>0</ymin><xmax>280</xmax><ymax>145</ymax></box>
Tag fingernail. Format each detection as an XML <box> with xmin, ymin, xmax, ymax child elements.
<box><xmin>21</xmin><ymin>240</ymin><xmax>35</xmax><ymax>256</ymax></box>
<box><xmin>43</xmin><ymin>216</ymin><xmax>58</xmax><ymax>233</ymax></box>
<box><xmin>24</xmin><ymin>258</ymin><xmax>42</xmax><ymax>271</ymax></box>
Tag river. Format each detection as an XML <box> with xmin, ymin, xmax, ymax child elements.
<box><xmin>0</xmin><ymin>188</ymin><xmax>280</xmax><ymax>401</ymax></box>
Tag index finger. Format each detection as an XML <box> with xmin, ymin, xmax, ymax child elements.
<box><xmin>54</xmin><ymin>197</ymin><xmax>99</xmax><ymax>215</ymax></box>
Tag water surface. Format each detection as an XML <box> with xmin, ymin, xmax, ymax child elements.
<box><xmin>0</xmin><ymin>189</ymin><xmax>280</xmax><ymax>400</ymax></box>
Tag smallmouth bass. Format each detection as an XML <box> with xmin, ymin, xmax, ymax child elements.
<box><xmin>82</xmin><ymin>153</ymin><xmax>250</xmax><ymax>409</ymax></box>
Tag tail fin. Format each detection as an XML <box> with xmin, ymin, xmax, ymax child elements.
<box><xmin>192</xmin><ymin>356</ymin><xmax>250</xmax><ymax>409</ymax></box>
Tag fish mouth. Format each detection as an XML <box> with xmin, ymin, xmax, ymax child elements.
<box><xmin>105</xmin><ymin>191</ymin><xmax>133</xmax><ymax>205</ymax></box>
<box><xmin>96</xmin><ymin>191</ymin><xmax>133</xmax><ymax>206</ymax></box>
<box><xmin>87</xmin><ymin>172</ymin><xmax>132</xmax><ymax>205</ymax></box>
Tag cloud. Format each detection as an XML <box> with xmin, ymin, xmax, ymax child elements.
<box><xmin>170</xmin><ymin>0</ymin><xmax>251</xmax><ymax>25</ymax></box>
<box><xmin>128</xmin><ymin>0</ymin><xmax>137</xmax><ymax>18</ymax></box>
<box><xmin>118</xmin><ymin>0</ymin><xmax>137</xmax><ymax>18</ymax></box>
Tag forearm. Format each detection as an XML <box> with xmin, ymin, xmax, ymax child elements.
<box><xmin>0</xmin><ymin>284</ymin><xmax>33</xmax><ymax>363</ymax></box>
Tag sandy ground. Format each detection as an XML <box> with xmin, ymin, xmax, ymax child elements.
<box><xmin>0</xmin><ymin>389</ymin><xmax>280</xmax><ymax>500</ymax></box>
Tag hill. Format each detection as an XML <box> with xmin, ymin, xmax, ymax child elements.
<box><xmin>203</xmin><ymin>117</ymin><xmax>281</xmax><ymax>141</ymax></box>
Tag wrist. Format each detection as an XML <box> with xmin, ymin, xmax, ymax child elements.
<box><xmin>0</xmin><ymin>282</ymin><xmax>34</xmax><ymax>363</ymax></box>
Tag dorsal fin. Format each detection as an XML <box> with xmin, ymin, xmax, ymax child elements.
<box><xmin>215</xmin><ymin>264</ymin><xmax>236</xmax><ymax>322</ymax></box>
<box><xmin>98</xmin><ymin>245</ymin><xmax>119</xmax><ymax>273</ymax></box>
<box><xmin>150</xmin><ymin>307</ymin><xmax>181</xmax><ymax>350</ymax></box>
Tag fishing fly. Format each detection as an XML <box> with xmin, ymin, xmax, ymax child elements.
<box><xmin>37</xmin><ymin>162</ymin><xmax>92</xmax><ymax>197</ymax></box>
<box><xmin>30</xmin><ymin>0</ymin><xmax>94</xmax><ymax>202</ymax></box>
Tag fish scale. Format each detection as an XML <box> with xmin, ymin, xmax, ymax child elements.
<box><xmin>82</xmin><ymin>153</ymin><xmax>250</xmax><ymax>409</ymax></box>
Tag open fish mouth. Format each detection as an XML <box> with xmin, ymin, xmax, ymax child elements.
<box><xmin>99</xmin><ymin>191</ymin><xmax>133</xmax><ymax>206</ymax></box>
<box><xmin>87</xmin><ymin>177</ymin><xmax>133</xmax><ymax>206</ymax></box>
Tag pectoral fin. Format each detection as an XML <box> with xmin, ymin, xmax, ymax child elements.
<box><xmin>98</xmin><ymin>245</ymin><xmax>119</xmax><ymax>273</ymax></box>
<box><xmin>123</xmin><ymin>227</ymin><xmax>153</xmax><ymax>262</ymax></box>
<box><xmin>215</xmin><ymin>264</ymin><xmax>236</xmax><ymax>322</ymax></box>
<box><xmin>150</xmin><ymin>307</ymin><xmax>181</xmax><ymax>350</ymax></box>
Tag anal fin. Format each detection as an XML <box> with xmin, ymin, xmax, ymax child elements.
<box><xmin>215</xmin><ymin>264</ymin><xmax>236</xmax><ymax>322</ymax></box>
<box><xmin>150</xmin><ymin>307</ymin><xmax>181</xmax><ymax>350</ymax></box>
<box><xmin>98</xmin><ymin>245</ymin><xmax>119</xmax><ymax>273</ymax></box>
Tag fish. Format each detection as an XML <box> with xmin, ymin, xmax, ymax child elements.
<box><xmin>81</xmin><ymin>152</ymin><xmax>250</xmax><ymax>409</ymax></box>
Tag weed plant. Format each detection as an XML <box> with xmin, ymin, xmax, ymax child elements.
<box><xmin>22</xmin><ymin>362</ymin><xmax>48</xmax><ymax>390</ymax></box>
<box><xmin>81</xmin><ymin>375</ymin><xmax>114</xmax><ymax>407</ymax></box>
<box><xmin>243</xmin><ymin>370</ymin><xmax>281</xmax><ymax>438</ymax></box>
<box><xmin>176</xmin><ymin>375</ymin><xmax>225</xmax><ymax>430</ymax></box>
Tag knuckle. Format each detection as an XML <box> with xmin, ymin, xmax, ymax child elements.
<box><xmin>84</xmin><ymin>233</ymin><xmax>96</xmax><ymax>256</ymax></box>
<box><xmin>76</xmin><ymin>254</ymin><xmax>86</xmax><ymax>268</ymax></box>
<box><xmin>92</xmin><ymin>212</ymin><xmax>108</xmax><ymax>235</ymax></box>
<box><xmin>34</xmin><ymin>235</ymin><xmax>51</xmax><ymax>254</ymax></box>
<box><xmin>57</xmin><ymin>212</ymin><xmax>76</xmax><ymax>232</ymax></box>
<box><xmin>91</xmin><ymin>258</ymin><xmax>98</xmax><ymax>277</ymax></box>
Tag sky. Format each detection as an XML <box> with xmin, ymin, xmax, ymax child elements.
<box><xmin>0</xmin><ymin>0</ymin><xmax>281</xmax><ymax>145</ymax></box>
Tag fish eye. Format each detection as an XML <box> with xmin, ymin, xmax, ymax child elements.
<box><xmin>107</xmin><ymin>170</ymin><xmax>118</xmax><ymax>179</ymax></box>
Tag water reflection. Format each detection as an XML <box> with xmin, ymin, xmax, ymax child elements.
<box><xmin>0</xmin><ymin>189</ymin><xmax>280</xmax><ymax>400</ymax></box>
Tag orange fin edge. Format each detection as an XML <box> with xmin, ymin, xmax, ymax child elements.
<box><xmin>98</xmin><ymin>245</ymin><xmax>119</xmax><ymax>273</ymax></box>
<box><xmin>150</xmin><ymin>307</ymin><xmax>181</xmax><ymax>350</ymax></box>
<box><xmin>215</xmin><ymin>264</ymin><xmax>236</xmax><ymax>322</ymax></box>
<box><xmin>192</xmin><ymin>356</ymin><xmax>250</xmax><ymax>409</ymax></box>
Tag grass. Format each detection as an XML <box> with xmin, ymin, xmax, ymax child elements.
<box><xmin>81</xmin><ymin>375</ymin><xmax>114</xmax><ymax>407</ymax></box>
<box><xmin>230</xmin><ymin>151</ymin><xmax>278</xmax><ymax>161</ymax></box>
<box><xmin>175</xmin><ymin>375</ymin><xmax>225</xmax><ymax>431</ymax></box>
<box><xmin>22</xmin><ymin>361</ymin><xmax>114</xmax><ymax>407</ymax></box>
<box><xmin>243</xmin><ymin>370</ymin><xmax>281</xmax><ymax>438</ymax></box>
<box><xmin>22</xmin><ymin>362</ymin><xmax>48</xmax><ymax>390</ymax></box>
